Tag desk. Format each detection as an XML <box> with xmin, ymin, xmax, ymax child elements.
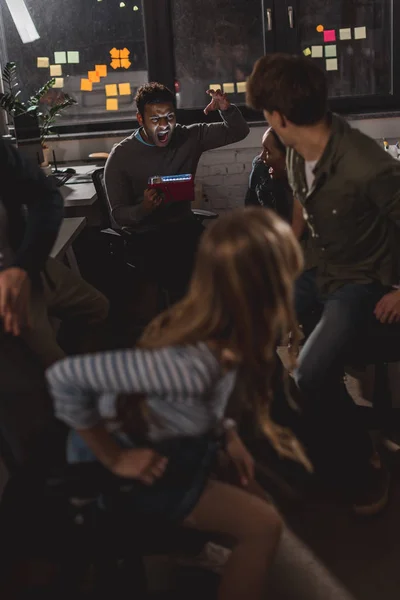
<box><xmin>60</xmin><ymin>164</ymin><xmax>101</xmax><ymax>221</ymax></box>
<box><xmin>51</xmin><ymin>217</ymin><xmax>86</xmax><ymax>275</ymax></box>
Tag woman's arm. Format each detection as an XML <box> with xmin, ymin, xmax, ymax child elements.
<box><xmin>46</xmin><ymin>346</ymin><xmax>220</xmax><ymax>431</ymax></box>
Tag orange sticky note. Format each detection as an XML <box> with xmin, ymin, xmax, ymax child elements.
<box><xmin>120</xmin><ymin>58</ymin><xmax>131</xmax><ymax>69</ymax></box>
<box><xmin>106</xmin><ymin>98</ymin><xmax>119</xmax><ymax>111</ymax></box>
<box><xmin>110</xmin><ymin>59</ymin><xmax>120</xmax><ymax>70</ymax></box>
<box><xmin>105</xmin><ymin>84</ymin><xmax>118</xmax><ymax>96</ymax></box>
<box><xmin>110</xmin><ymin>48</ymin><xmax>120</xmax><ymax>59</ymax></box>
<box><xmin>316</xmin><ymin>24</ymin><xmax>324</xmax><ymax>33</ymax></box>
<box><xmin>120</xmin><ymin>47</ymin><xmax>130</xmax><ymax>58</ymax></box>
<box><xmin>118</xmin><ymin>83</ymin><xmax>131</xmax><ymax>95</ymax></box>
<box><xmin>95</xmin><ymin>64</ymin><xmax>107</xmax><ymax>78</ymax></box>
<box><xmin>80</xmin><ymin>78</ymin><xmax>93</xmax><ymax>91</ymax></box>
<box><xmin>88</xmin><ymin>70</ymin><xmax>100</xmax><ymax>83</ymax></box>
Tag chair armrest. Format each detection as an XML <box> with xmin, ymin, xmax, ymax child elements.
<box><xmin>192</xmin><ymin>209</ymin><xmax>218</xmax><ymax>220</ymax></box>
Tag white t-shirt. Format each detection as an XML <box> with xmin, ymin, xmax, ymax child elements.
<box><xmin>305</xmin><ymin>160</ymin><xmax>318</xmax><ymax>192</ymax></box>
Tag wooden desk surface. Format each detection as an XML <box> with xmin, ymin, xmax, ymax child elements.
<box><xmin>51</xmin><ymin>217</ymin><xmax>86</xmax><ymax>259</ymax></box>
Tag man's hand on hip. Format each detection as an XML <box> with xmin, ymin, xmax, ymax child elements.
<box><xmin>374</xmin><ymin>289</ymin><xmax>400</xmax><ymax>324</ymax></box>
<box><xmin>204</xmin><ymin>89</ymin><xmax>231</xmax><ymax>115</ymax></box>
<box><xmin>0</xmin><ymin>267</ymin><xmax>31</xmax><ymax>336</ymax></box>
<box><xmin>142</xmin><ymin>188</ymin><xmax>163</xmax><ymax>214</ymax></box>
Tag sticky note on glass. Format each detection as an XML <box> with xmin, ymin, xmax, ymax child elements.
<box><xmin>209</xmin><ymin>84</ymin><xmax>221</xmax><ymax>91</ymax></box>
<box><xmin>53</xmin><ymin>77</ymin><xmax>64</xmax><ymax>88</ymax></box>
<box><xmin>118</xmin><ymin>83</ymin><xmax>131</xmax><ymax>95</ymax></box>
<box><xmin>323</xmin><ymin>30</ymin><xmax>336</xmax><ymax>42</ymax></box>
<box><xmin>106</xmin><ymin>98</ymin><xmax>119</xmax><ymax>111</ymax></box>
<box><xmin>236</xmin><ymin>82</ymin><xmax>247</xmax><ymax>93</ymax></box>
<box><xmin>311</xmin><ymin>46</ymin><xmax>323</xmax><ymax>58</ymax></box>
<box><xmin>303</xmin><ymin>47</ymin><xmax>312</xmax><ymax>56</ymax></box>
<box><xmin>80</xmin><ymin>78</ymin><xmax>93</xmax><ymax>92</ymax></box>
<box><xmin>37</xmin><ymin>57</ymin><xmax>49</xmax><ymax>68</ymax></box>
<box><xmin>95</xmin><ymin>65</ymin><xmax>107</xmax><ymax>78</ymax></box>
<box><xmin>120</xmin><ymin>58</ymin><xmax>131</xmax><ymax>69</ymax></box>
<box><xmin>50</xmin><ymin>64</ymin><xmax>62</xmax><ymax>76</ymax></box>
<box><xmin>325</xmin><ymin>45</ymin><xmax>337</xmax><ymax>58</ymax></box>
<box><xmin>354</xmin><ymin>26</ymin><xmax>367</xmax><ymax>39</ymax></box>
<box><xmin>223</xmin><ymin>83</ymin><xmax>235</xmax><ymax>94</ymax></box>
<box><xmin>88</xmin><ymin>70</ymin><xmax>100</xmax><ymax>83</ymax></box>
<box><xmin>54</xmin><ymin>51</ymin><xmax>67</xmax><ymax>64</ymax></box>
<box><xmin>339</xmin><ymin>28</ymin><xmax>352</xmax><ymax>40</ymax></box>
<box><xmin>105</xmin><ymin>84</ymin><xmax>118</xmax><ymax>96</ymax></box>
<box><xmin>110</xmin><ymin>48</ymin><xmax>120</xmax><ymax>59</ymax></box>
<box><xmin>67</xmin><ymin>51</ymin><xmax>80</xmax><ymax>64</ymax></box>
<box><xmin>326</xmin><ymin>58</ymin><xmax>338</xmax><ymax>71</ymax></box>
<box><xmin>120</xmin><ymin>48</ymin><xmax>130</xmax><ymax>58</ymax></box>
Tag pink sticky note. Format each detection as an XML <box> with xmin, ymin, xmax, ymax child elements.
<box><xmin>324</xmin><ymin>30</ymin><xmax>336</xmax><ymax>42</ymax></box>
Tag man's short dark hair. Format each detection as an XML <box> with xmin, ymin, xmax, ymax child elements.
<box><xmin>135</xmin><ymin>82</ymin><xmax>176</xmax><ymax>115</ymax></box>
<box><xmin>247</xmin><ymin>54</ymin><xmax>328</xmax><ymax>126</ymax></box>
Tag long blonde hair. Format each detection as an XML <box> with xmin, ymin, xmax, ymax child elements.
<box><xmin>139</xmin><ymin>208</ymin><xmax>311</xmax><ymax>471</ymax></box>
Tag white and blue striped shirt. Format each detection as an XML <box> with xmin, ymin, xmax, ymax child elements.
<box><xmin>46</xmin><ymin>343</ymin><xmax>237</xmax><ymax>442</ymax></box>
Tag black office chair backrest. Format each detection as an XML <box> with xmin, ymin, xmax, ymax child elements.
<box><xmin>92</xmin><ymin>168</ymin><xmax>118</xmax><ymax>230</ymax></box>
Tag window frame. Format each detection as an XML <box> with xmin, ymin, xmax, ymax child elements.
<box><xmin>1</xmin><ymin>0</ymin><xmax>400</xmax><ymax>138</ymax></box>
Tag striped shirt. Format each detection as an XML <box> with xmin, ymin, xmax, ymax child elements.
<box><xmin>46</xmin><ymin>343</ymin><xmax>237</xmax><ymax>442</ymax></box>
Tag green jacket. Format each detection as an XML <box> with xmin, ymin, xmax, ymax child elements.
<box><xmin>287</xmin><ymin>114</ymin><xmax>400</xmax><ymax>294</ymax></box>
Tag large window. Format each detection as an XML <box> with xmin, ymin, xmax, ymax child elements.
<box><xmin>0</xmin><ymin>0</ymin><xmax>148</xmax><ymax>126</ymax></box>
<box><xmin>0</xmin><ymin>0</ymin><xmax>399</xmax><ymax>134</ymax></box>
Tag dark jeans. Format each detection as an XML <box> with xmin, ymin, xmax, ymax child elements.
<box><xmin>131</xmin><ymin>217</ymin><xmax>204</xmax><ymax>304</ymax></box>
<box><xmin>293</xmin><ymin>268</ymin><xmax>389</xmax><ymax>479</ymax></box>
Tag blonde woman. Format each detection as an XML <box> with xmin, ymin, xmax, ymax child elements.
<box><xmin>46</xmin><ymin>208</ymin><xmax>310</xmax><ymax>600</ymax></box>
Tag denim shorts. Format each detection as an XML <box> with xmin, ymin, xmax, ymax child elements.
<box><xmin>67</xmin><ymin>430</ymin><xmax>220</xmax><ymax>523</ymax></box>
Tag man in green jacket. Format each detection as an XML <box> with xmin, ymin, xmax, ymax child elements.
<box><xmin>247</xmin><ymin>53</ymin><xmax>400</xmax><ymax>517</ymax></box>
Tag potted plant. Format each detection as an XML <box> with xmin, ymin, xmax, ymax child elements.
<box><xmin>0</xmin><ymin>62</ymin><xmax>77</xmax><ymax>167</ymax></box>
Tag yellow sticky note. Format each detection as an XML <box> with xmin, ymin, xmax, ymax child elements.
<box><xmin>118</xmin><ymin>83</ymin><xmax>131</xmax><ymax>95</ymax></box>
<box><xmin>311</xmin><ymin>45</ymin><xmax>323</xmax><ymax>58</ymax></box>
<box><xmin>120</xmin><ymin>47</ymin><xmax>130</xmax><ymax>58</ymax></box>
<box><xmin>209</xmin><ymin>84</ymin><xmax>221</xmax><ymax>92</ymax></box>
<box><xmin>95</xmin><ymin>64</ymin><xmax>107</xmax><ymax>78</ymax></box>
<box><xmin>50</xmin><ymin>64</ymin><xmax>62</xmax><ymax>76</ymax></box>
<box><xmin>105</xmin><ymin>84</ymin><xmax>118</xmax><ymax>96</ymax></box>
<box><xmin>67</xmin><ymin>51</ymin><xmax>80</xmax><ymax>64</ymax></box>
<box><xmin>303</xmin><ymin>47</ymin><xmax>312</xmax><ymax>56</ymax></box>
<box><xmin>80</xmin><ymin>78</ymin><xmax>93</xmax><ymax>92</ymax></box>
<box><xmin>236</xmin><ymin>82</ymin><xmax>247</xmax><ymax>93</ymax></box>
<box><xmin>88</xmin><ymin>70</ymin><xmax>100</xmax><ymax>83</ymax></box>
<box><xmin>106</xmin><ymin>98</ymin><xmax>119</xmax><ymax>111</ymax></box>
<box><xmin>37</xmin><ymin>57</ymin><xmax>49</xmax><ymax>68</ymax></box>
<box><xmin>222</xmin><ymin>83</ymin><xmax>235</xmax><ymax>94</ymax></box>
<box><xmin>120</xmin><ymin>58</ymin><xmax>131</xmax><ymax>69</ymax></box>
<box><xmin>53</xmin><ymin>77</ymin><xmax>64</xmax><ymax>88</ymax></box>
<box><xmin>110</xmin><ymin>48</ymin><xmax>120</xmax><ymax>59</ymax></box>
<box><xmin>354</xmin><ymin>26</ymin><xmax>367</xmax><ymax>40</ymax></box>
<box><xmin>339</xmin><ymin>28</ymin><xmax>352</xmax><ymax>40</ymax></box>
<box><xmin>54</xmin><ymin>51</ymin><xmax>67</xmax><ymax>64</ymax></box>
<box><xmin>326</xmin><ymin>58</ymin><xmax>338</xmax><ymax>71</ymax></box>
